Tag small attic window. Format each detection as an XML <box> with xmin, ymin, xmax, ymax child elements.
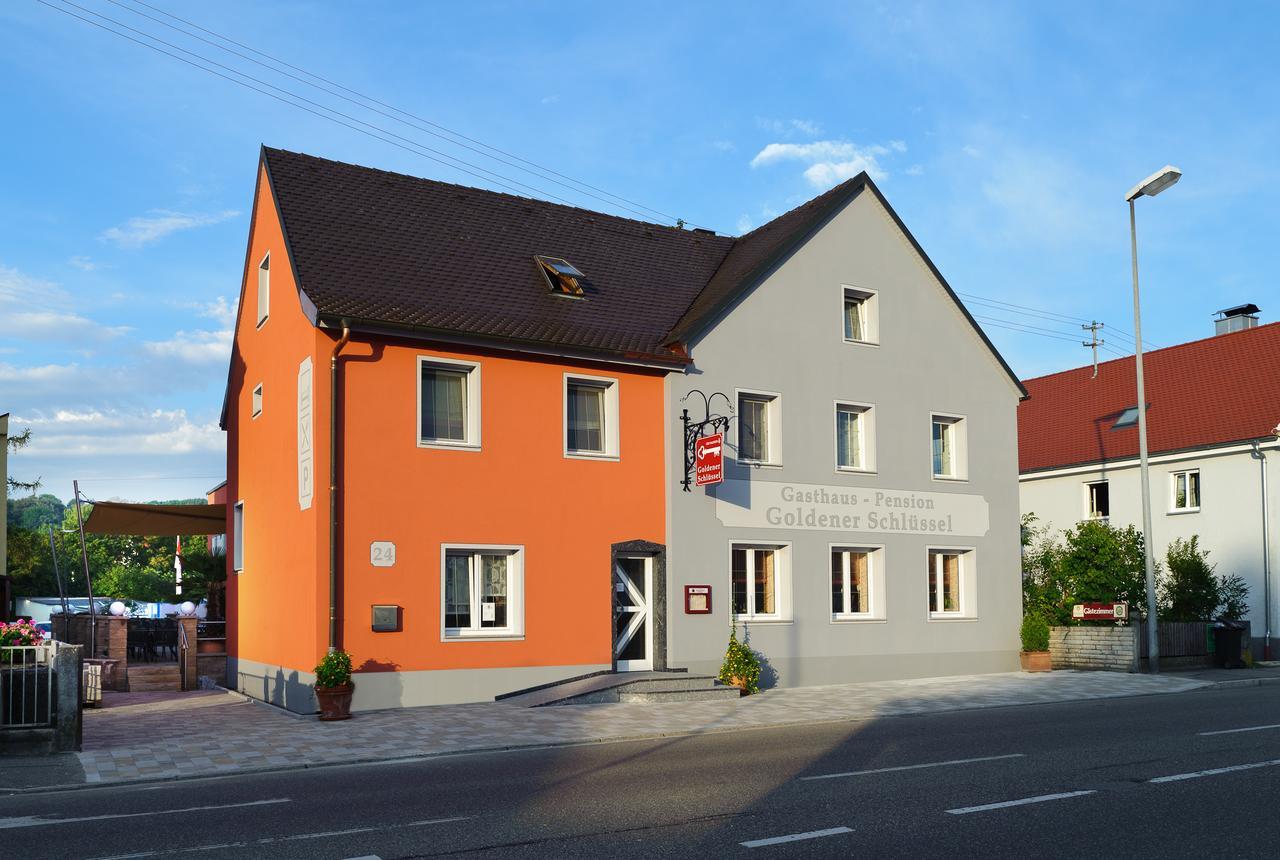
<box><xmin>536</xmin><ymin>256</ymin><xmax>586</xmax><ymax>297</ymax></box>
<box><xmin>1113</xmin><ymin>406</ymin><xmax>1140</xmax><ymax>429</ymax></box>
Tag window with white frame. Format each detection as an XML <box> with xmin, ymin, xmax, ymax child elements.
<box><xmin>842</xmin><ymin>286</ymin><xmax>878</xmax><ymax>344</ymax></box>
<box><xmin>731</xmin><ymin>543</ymin><xmax>789</xmax><ymax>620</ymax></box>
<box><xmin>256</xmin><ymin>253</ymin><xmax>269</xmax><ymax>327</ymax></box>
<box><xmin>251</xmin><ymin>383</ymin><xmax>263</xmax><ymax>419</ymax></box>
<box><xmin>831</xmin><ymin>547</ymin><xmax>884</xmax><ymax>619</ymax></box>
<box><xmin>232</xmin><ymin>501</ymin><xmax>244</xmax><ymax>572</ymax></box>
<box><xmin>1171</xmin><ymin>469</ymin><xmax>1201</xmax><ymax>512</ymax></box>
<box><xmin>738</xmin><ymin>391</ymin><xmax>780</xmax><ymax>465</ymax></box>
<box><xmin>1085</xmin><ymin>480</ymin><xmax>1110</xmax><ymax>519</ymax></box>
<box><xmin>931</xmin><ymin>414</ymin><xmax>967</xmax><ymax>479</ymax></box>
<box><xmin>565</xmin><ymin>374</ymin><xmax>619</xmax><ymax>457</ymax></box>
<box><xmin>835</xmin><ymin>402</ymin><xmax>874</xmax><ymax>471</ymax></box>
<box><xmin>419</xmin><ymin>357</ymin><xmax>481</xmax><ymax>448</ymax></box>
<box><xmin>442</xmin><ymin>546</ymin><xmax>524</xmax><ymax>638</ymax></box>
<box><xmin>927</xmin><ymin>548</ymin><xmax>974</xmax><ymax>617</ymax></box>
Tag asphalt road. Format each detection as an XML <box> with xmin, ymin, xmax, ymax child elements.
<box><xmin>7</xmin><ymin>684</ymin><xmax>1280</xmax><ymax>858</ymax></box>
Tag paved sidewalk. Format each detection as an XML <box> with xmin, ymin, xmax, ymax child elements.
<box><xmin>34</xmin><ymin>669</ymin><xmax>1223</xmax><ymax>788</ymax></box>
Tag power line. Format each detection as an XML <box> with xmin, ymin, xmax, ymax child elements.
<box><xmin>973</xmin><ymin>314</ymin><xmax>1089</xmax><ymax>342</ymax></box>
<box><xmin>958</xmin><ymin>292</ymin><xmax>1090</xmax><ymax>325</ymax></box>
<box><xmin>105</xmin><ymin>0</ymin><xmax>695</xmax><ymax>227</ymax></box>
<box><xmin>973</xmin><ymin>315</ymin><xmax>1085</xmax><ymax>344</ymax></box>
<box><xmin>119</xmin><ymin>0</ymin><xmax>696</xmax><ymax>228</ymax></box>
<box><xmin>42</xmin><ymin>0</ymin><xmax>704</xmax><ymax>229</ymax></box>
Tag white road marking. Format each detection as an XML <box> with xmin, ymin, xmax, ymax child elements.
<box><xmin>0</xmin><ymin>798</ymin><xmax>290</xmax><ymax>830</ymax></box>
<box><xmin>740</xmin><ymin>826</ymin><xmax>853</xmax><ymax>848</ymax></box>
<box><xmin>801</xmin><ymin>753</ymin><xmax>1025</xmax><ymax>781</ymax></box>
<box><xmin>1150</xmin><ymin>758</ymin><xmax>1280</xmax><ymax>783</ymax></box>
<box><xmin>88</xmin><ymin>816</ymin><xmax>471</xmax><ymax>858</ymax></box>
<box><xmin>946</xmin><ymin>790</ymin><xmax>1096</xmax><ymax>815</ymax></box>
<box><xmin>1198</xmin><ymin>723</ymin><xmax>1280</xmax><ymax>736</ymax></box>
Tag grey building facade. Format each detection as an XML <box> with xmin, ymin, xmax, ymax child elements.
<box><xmin>662</xmin><ymin>182</ymin><xmax>1026</xmax><ymax>687</ymax></box>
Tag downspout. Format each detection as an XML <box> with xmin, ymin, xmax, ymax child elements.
<box><xmin>1253</xmin><ymin>438</ymin><xmax>1274</xmax><ymax>660</ymax></box>
<box><xmin>328</xmin><ymin>323</ymin><xmax>351</xmax><ymax>653</ymax></box>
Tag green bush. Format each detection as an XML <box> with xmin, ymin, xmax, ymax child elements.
<box><xmin>718</xmin><ymin>627</ymin><xmax>761</xmax><ymax>694</ymax></box>
<box><xmin>1020</xmin><ymin>613</ymin><xmax>1051</xmax><ymax>652</ymax></box>
<box><xmin>1059</xmin><ymin>520</ymin><xmax>1149</xmax><ymax>609</ymax></box>
<box><xmin>1218</xmin><ymin>574</ymin><xmax>1250</xmax><ymax>620</ymax></box>
<box><xmin>1161</xmin><ymin>537</ymin><xmax>1220</xmax><ymax>621</ymax></box>
<box><xmin>313</xmin><ymin>649</ymin><xmax>353</xmax><ymax>688</ymax></box>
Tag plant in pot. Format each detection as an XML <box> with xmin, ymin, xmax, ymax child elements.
<box><xmin>717</xmin><ymin>626</ymin><xmax>761</xmax><ymax>695</ymax></box>
<box><xmin>313</xmin><ymin>649</ymin><xmax>354</xmax><ymax>720</ymax></box>
<box><xmin>1019</xmin><ymin>612</ymin><xmax>1052</xmax><ymax>672</ymax></box>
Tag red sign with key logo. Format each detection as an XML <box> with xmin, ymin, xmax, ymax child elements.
<box><xmin>694</xmin><ymin>433</ymin><xmax>724</xmax><ymax>487</ymax></box>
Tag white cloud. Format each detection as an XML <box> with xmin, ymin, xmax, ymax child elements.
<box><xmin>962</xmin><ymin>145</ymin><xmax>982</xmax><ymax>158</ymax></box>
<box><xmin>0</xmin><ymin>264</ymin><xmax>130</xmax><ymax>344</ymax></box>
<box><xmin>905</xmin><ymin>164</ymin><xmax>925</xmax><ymax>176</ymax></box>
<box><xmin>755</xmin><ymin>117</ymin><xmax>823</xmax><ymax>137</ymax></box>
<box><xmin>735</xmin><ymin>214</ymin><xmax>754</xmax><ymax>234</ymax></box>
<box><xmin>143</xmin><ymin>328</ymin><xmax>233</xmax><ymax>365</ymax></box>
<box><xmin>12</xmin><ymin>408</ymin><xmax>223</xmax><ymax>457</ymax></box>
<box><xmin>68</xmin><ymin>255</ymin><xmax>105</xmax><ymax>271</ymax></box>
<box><xmin>101</xmin><ymin>209</ymin><xmax>239</xmax><ymax>249</ymax></box>
<box><xmin>711</xmin><ymin>140</ymin><xmax>736</xmax><ymax>152</ymax></box>
<box><xmin>750</xmin><ymin>139</ymin><xmax>906</xmax><ymax>187</ymax></box>
<box><xmin>197</xmin><ymin>296</ymin><xmax>237</xmax><ymax>328</ymax></box>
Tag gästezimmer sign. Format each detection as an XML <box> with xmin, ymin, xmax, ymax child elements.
<box><xmin>714</xmin><ymin>480</ymin><xmax>989</xmax><ymax>537</ymax></box>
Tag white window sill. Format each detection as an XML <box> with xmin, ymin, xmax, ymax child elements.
<box><xmin>928</xmin><ymin>613</ymin><xmax>977</xmax><ymax>622</ymax></box>
<box><xmin>1167</xmin><ymin>508</ymin><xmax>1201</xmax><ymax>516</ymax></box>
<box><xmin>842</xmin><ymin>338</ymin><xmax>880</xmax><ymax>348</ymax></box>
<box><xmin>564</xmin><ymin>451</ymin><xmax>620</xmax><ymax>462</ymax></box>
<box><xmin>931</xmin><ymin>474</ymin><xmax>969</xmax><ymax>484</ymax></box>
<box><xmin>837</xmin><ymin>466</ymin><xmax>876</xmax><ymax>476</ymax></box>
<box><xmin>731</xmin><ymin>616</ymin><xmax>792</xmax><ymax>625</ymax></box>
<box><xmin>740</xmin><ymin>460</ymin><xmax>783</xmax><ymax>469</ymax></box>
<box><xmin>418</xmin><ymin>440</ymin><xmax>482</xmax><ymax>452</ymax></box>
<box><xmin>831</xmin><ymin>615</ymin><xmax>886</xmax><ymax>624</ymax></box>
<box><xmin>442</xmin><ymin>632</ymin><xmax>524</xmax><ymax>642</ymax></box>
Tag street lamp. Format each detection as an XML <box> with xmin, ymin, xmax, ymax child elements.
<box><xmin>1126</xmin><ymin>164</ymin><xmax>1181</xmax><ymax>674</ymax></box>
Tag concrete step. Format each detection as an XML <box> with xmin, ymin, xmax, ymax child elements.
<box><xmin>617</xmin><ymin>686</ymin><xmax>743</xmax><ymax>703</ymax></box>
<box><xmin>128</xmin><ymin>664</ymin><xmax>181</xmax><ymax>692</ymax></box>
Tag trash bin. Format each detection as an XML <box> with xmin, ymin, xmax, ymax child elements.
<box><xmin>1213</xmin><ymin>621</ymin><xmax>1247</xmax><ymax>669</ymax></box>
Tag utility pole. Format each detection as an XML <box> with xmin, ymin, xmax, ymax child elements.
<box><xmin>1082</xmin><ymin>321</ymin><xmax>1105</xmax><ymax>378</ymax></box>
<box><xmin>72</xmin><ymin>480</ymin><xmax>98</xmax><ymax>655</ymax></box>
<box><xmin>48</xmin><ymin>525</ymin><xmax>68</xmax><ymax>616</ymax></box>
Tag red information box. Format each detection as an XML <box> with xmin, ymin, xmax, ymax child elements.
<box><xmin>685</xmin><ymin>585</ymin><xmax>712</xmax><ymax>614</ymax></box>
<box><xmin>694</xmin><ymin>433</ymin><xmax>723</xmax><ymax>487</ymax></box>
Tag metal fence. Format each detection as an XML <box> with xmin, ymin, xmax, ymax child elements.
<box><xmin>1</xmin><ymin>642</ymin><xmax>59</xmax><ymax>729</ymax></box>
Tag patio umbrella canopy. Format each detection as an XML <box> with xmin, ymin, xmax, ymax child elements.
<box><xmin>82</xmin><ymin>502</ymin><xmax>226</xmax><ymax>536</ymax></box>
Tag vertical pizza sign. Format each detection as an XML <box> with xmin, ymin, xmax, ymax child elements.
<box><xmin>694</xmin><ymin>433</ymin><xmax>724</xmax><ymax>488</ymax></box>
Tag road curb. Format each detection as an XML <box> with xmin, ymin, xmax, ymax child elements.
<box><xmin>1204</xmin><ymin>676</ymin><xmax>1280</xmax><ymax>691</ymax></box>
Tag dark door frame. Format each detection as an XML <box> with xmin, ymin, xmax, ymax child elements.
<box><xmin>610</xmin><ymin>540</ymin><xmax>667</xmax><ymax>672</ymax></box>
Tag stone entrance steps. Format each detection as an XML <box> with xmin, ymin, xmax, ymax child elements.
<box><xmin>128</xmin><ymin>663</ymin><xmax>180</xmax><ymax>692</ymax></box>
<box><xmin>498</xmin><ymin>671</ymin><xmax>742</xmax><ymax>707</ymax></box>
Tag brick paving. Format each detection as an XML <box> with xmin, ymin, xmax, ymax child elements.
<box><xmin>70</xmin><ymin>670</ymin><xmax>1213</xmax><ymax>786</ymax></box>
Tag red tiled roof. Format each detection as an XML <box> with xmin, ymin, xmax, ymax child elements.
<box><xmin>1018</xmin><ymin>321</ymin><xmax>1280</xmax><ymax>473</ymax></box>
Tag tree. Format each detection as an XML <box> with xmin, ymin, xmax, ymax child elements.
<box><xmin>1161</xmin><ymin>536</ymin><xmax>1221</xmax><ymax>621</ymax></box>
<box><xmin>1021</xmin><ymin>514</ymin><xmax>1071</xmax><ymax>625</ymax></box>
<box><xmin>1058</xmin><ymin>520</ymin><xmax>1149</xmax><ymax>613</ymax></box>
<box><xmin>1218</xmin><ymin>574</ymin><xmax>1250</xmax><ymax>621</ymax></box>
<box><xmin>7</xmin><ymin>494</ymin><xmax>66</xmax><ymax>530</ymax></box>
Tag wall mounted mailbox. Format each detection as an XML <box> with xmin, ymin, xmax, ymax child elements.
<box><xmin>684</xmin><ymin>585</ymin><xmax>711</xmax><ymax>614</ymax></box>
<box><xmin>371</xmin><ymin>604</ymin><xmax>401</xmax><ymax>632</ymax></box>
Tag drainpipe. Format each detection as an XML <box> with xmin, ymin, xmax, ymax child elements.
<box><xmin>328</xmin><ymin>323</ymin><xmax>351</xmax><ymax>653</ymax></box>
<box><xmin>1253</xmin><ymin>438</ymin><xmax>1274</xmax><ymax>660</ymax></box>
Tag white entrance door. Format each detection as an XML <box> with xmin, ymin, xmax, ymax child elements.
<box><xmin>614</xmin><ymin>556</ymin><xmax>653</xmax><ymax>671</ymax></box>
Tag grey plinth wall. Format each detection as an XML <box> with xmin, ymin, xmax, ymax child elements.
<box><xmin>1049</xmin><ymin>626</ymin><xmax>1139</xmax><ymax>672</ymax></box>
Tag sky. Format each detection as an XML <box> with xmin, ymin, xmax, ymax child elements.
<box><xmin>2</xmin><ymin>1</ymin><xmax>1278</xmax><ymax>504</ymax></box>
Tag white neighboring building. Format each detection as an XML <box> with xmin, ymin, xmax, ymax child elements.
<box><xmin>1018</xmin><ymin>306</ymin><xmax>1280</xmax><ymax>658</ymax></box>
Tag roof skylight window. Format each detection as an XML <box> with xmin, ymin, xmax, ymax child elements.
<box><xmin>1113</xmin><ymin>406</ymin><xmax>1140</xmax><ymax>429</ymax></box>
<box><xmin>536</xmin><ymin>256</ymin><xmax>586</xmax><ymax>297</ymax></box>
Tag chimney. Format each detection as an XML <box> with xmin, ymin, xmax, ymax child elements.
<box><xmin>1214</xmin><ymin>303</ymin><xmax>1260</xmax><ymax>335</ymax></box>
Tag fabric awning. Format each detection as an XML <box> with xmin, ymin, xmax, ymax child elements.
<box><xmin>83</xmin><ymin>502</ymin><xmax>227</xmax><ymax>536</ymax></box>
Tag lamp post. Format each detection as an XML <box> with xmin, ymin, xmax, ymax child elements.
<box><xmin>1125</xmin><ymin>165</ymin><xmax>1181</xmax><ymax>674</ymax></box>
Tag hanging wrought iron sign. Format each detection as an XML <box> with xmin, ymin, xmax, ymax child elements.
<box><xmin>681</xmin><ymin>389</ymin><xmax>733</xmax><ymax>492</ymax></box>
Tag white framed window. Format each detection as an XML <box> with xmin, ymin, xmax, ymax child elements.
<box><xmin>835</xmin><ymin>401</ymin><xmax>875</xmax><ymax>472</ymax></box>
<box><xmin>564</xmin><ymin>373</ymin><xmax>619</xmax><ymax>458</ymax></box>
<box><xmin>251</xmin><ymin>383</ymin><xmax>263</xmax><ymax>419</ymax></box>
<box><xmin>927</xmin><ymin>548</ymin><xmax>976</xmax><ymax>619</ymax></box>
<box><xmin>418</xmin><ymin>357</ymin><xmax>481</xmax><ymax>449</ymax></box>
<box><xmin>830</xmin><ymin>545</ymin><xmax>886</xmax><ymax>621</ymax></box>
<box><xmin>1085</xmin><ymin>480</ymin><xmax>1109</xmax><ymax>519</ymax></box>
<box><xmin>256</xmin><ymin>252</ymin><xmax>270</xmax><ymax>327</ymax></box>
<box><xmin>1171</xmin><ymin>469</ymin><xmax>1201</xmax><ymax>512</ymax></box>
<box><xmin>441</xmin><ymin>545</ymin><xmax>525</xmax><ymax>640</ymax></box>
<box><xmin>931</xmin><ymin>413</ymin><xmax>967</xmax><ymax>480</ymax></box>
<box><xmin>737</xmin><ymin>389</ymin><xmax>781</xmax><ymax>465</ymax></box>
<box><xmin>730</xmin><ymin>542</ymin><xmax>791</xmax><ymax>621</ymax></box>
<box><xmin>841</xmin><ymin>285</ymin><xmax>878</xmax><ymax>345</ymax></box>
<box><xmin>232</xmin><ymin>501</ymin><xmax>244</xmax><ymax>572</ymax></box>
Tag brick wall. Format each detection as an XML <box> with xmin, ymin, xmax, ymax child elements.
<box><xmin>1049</xmin><ymin>625</ymin><xmax>1139</xmax><ymax>672</ymax></box>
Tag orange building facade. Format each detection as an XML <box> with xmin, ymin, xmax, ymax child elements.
<box><xmin>224</xmin><ymin>156</ymin><xmax>670</xmax><ymax>712</ymax></box>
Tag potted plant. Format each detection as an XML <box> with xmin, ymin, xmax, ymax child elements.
<box><xmin>313</xmin><ymin>649</ymin><xmax>354</xmax><ymax>720</ymax></box>
<box><xmin>717</xmin><ymin>626</ymin><xmax>761</xmax><ymax>694</ymax></box>
<box><xmin>1019</xmin><ymin>612</ymin><xmax>1052</xmax><ymax>672</ymax></box>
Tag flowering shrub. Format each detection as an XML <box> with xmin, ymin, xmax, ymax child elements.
<box><xmin>313</xmin><ymin>649</ymin><xmax>353</xmax><ymax>688</ymax></box>
<box><xmin>0</xmin><ymin>620</ymin><xmax>44</xmax><ymax>648</ymax></box>
<box><xmin>718</xmin><ymin>626</ymin><xmax>762</xmax><ymax>694</ymax></box>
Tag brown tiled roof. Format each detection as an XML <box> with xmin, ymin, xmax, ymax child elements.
<box><xmin>260</xmin><ymin>147</ymin><xmax>1021</xmax><ymax>392</ymax></box>
<box><xmin>262</xmin><ymin>147</ymin><xmax>733</xmax><ymax>363</ymax></box>
<box><xmin>1018</xmin><ymin>322</ymin><xmax>1280</xmax><ymax>473</ymax></box>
